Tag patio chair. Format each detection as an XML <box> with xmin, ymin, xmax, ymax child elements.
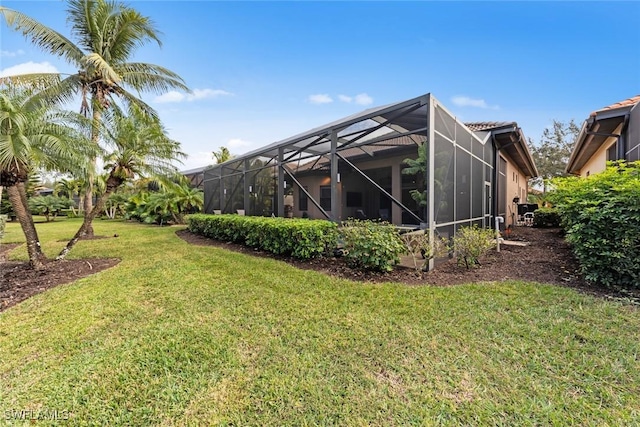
<box><xmin>523</xmin><ymin>212</ymin><xmax>534</xmax><ymax>226</ymax></box>
<box><xmin>355</xmin><ymin>209</ymin><xmax>367</xmax><ymax>220</ymax></box>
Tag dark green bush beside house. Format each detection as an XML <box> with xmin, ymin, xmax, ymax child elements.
<box><xmin>340</xmin><ymin>220</ymin><xmax>406</xmax><ymax>272</ymax></box>
<box><xmin>550</xmin><ymin>162</ymin><xmax>640</xmax><ymax>288</ymax></box>
<box><xmin>532</xmin><ymin>207</ymin><xmax>561</xmax><ymax>228</ymax></box>
<box><xmin>187</xmin><ymin>214</ymin><xmax>338</xmax><ymax>260</ymax></box>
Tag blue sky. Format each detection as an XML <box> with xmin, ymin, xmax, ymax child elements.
<box><xmin>2</xmin><ymin>1</ymin><xmax>639</xmax><ymax>171</ymax></box>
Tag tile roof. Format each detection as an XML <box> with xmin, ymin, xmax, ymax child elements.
<box><xmin>591</xmin><ymin>94</ymin><xmax>640</xmax><ymax>117</ymax></box>
<box><xmin>464</xmin><ymin>121</ymin><xmax>515</xmax><ymax>132</ymax></box>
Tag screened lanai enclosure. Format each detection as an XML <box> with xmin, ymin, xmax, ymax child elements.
<box><xmin>204</xmin><ymin>93</ymin><xmax>536</xmax><ymax>268</ymax></box>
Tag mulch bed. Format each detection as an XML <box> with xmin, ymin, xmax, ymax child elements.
<box><xmin>1</xmin><ymin>226</ymin><xmax>637</xmax><ymax>314</ymax></box>
<box><xmin>175</xmin><ymin>227</ymin><xmax>640</xmax><ymax>302</ymax></box>
<box><xmin>0</xmin><ymin>243</ymin><xmax>119</xmax><ymax>313</ymax></box>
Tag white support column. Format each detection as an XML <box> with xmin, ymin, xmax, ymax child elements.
<box><xmin>244</xmin><ymin>158</ymin><xmax>251</xmax><ymax>215</ymax></box>
<box><xmin>278</xmin><ymin>147</ymin><xmax>285</xmax><ymax>217</ymax></box>
<box><xmin>330</xmin><ymin>129</ymin><xmax>339</xmax><ymax>222</ymax></box>
<box><xmin>427</xmin><ymin>95</ymin><xmax>436</xmax><ymax>271</ymax></box>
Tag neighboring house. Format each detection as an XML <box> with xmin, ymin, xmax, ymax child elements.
<box><xmin>203</xmin><ymin>93</ymin><xmax>538</xmax><ymax>266</ymax></box>
<box><xmin>566</xmin><ymin>94</ymin><xmax>640</xmax><ymax>176</ymax></box>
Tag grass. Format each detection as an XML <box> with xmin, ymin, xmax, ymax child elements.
<box><xmin>1</xmin><ymin>218</ymin><xmax>639</xmax><ymax>425</ymax></box>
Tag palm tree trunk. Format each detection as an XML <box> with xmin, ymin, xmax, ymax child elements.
<box><xmin>83</xmin><ymin>183</ymin><xmax>94</xmax><ymax>235</ymax></box>
<box><xmin>83</xmin><ymin>107</ymin><xmax>102</xmax><ymax>237</ymax></box>
<box><xmin>6</xmin><ymin>183</ymin><xmax>47</xmax><ymax>269</ymax></box>
<box><xmin>58</xmin><ymin>174</ymin><xmax>121</xmax><ymax>260</ymax></box>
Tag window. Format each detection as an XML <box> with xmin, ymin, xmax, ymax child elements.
<box><xmin>320</xmin><ymin>186</ymin><xmax>331</xmax><ymax>211</ymax></box>
<box><xmin>299</xmin><ymin>186</ymin><xmax>308</xmax><ymax>211</ymax></box>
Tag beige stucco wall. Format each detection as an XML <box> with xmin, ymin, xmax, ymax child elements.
<box><xmin>500</xmin><ymin>152</ymin><xmax>529</xmax><ymax>227</ymax></box>
<box><xmin>292</xmin><ymin>152</ymin><xmax>410</xmax><ymax>224</ymax></box>
<box><xmin>575</xmin><ymin>122</ymin><xmax>623</xmax><ymax>177</ymax></box>
<box><xmin>578</xmin><ymin>136</ymin><xmax>617</xmax><ymax>177</ymax></box>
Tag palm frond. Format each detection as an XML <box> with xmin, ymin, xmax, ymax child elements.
<box><xmin>23</xmin><ymin>75</ymin><xmax>82</xmax><ymax>111</ymax></box>
<box><xmin>0</xmin><ymin>6</ymin><xmax>83</xmax><ymax>65</ymax></box>
<box><xmin>106</xmin><ymin>7</ymin><xmax>163</xmax><ymax>62</ymax></box>
<box><xmin>83</xmin><ymin>52</ymin><xmax>122</xmax><ymax>85</ymax></box>
<box><xmin>118</xmin><ymin>63</ymin><xmax>189</xmax><ymax>93</ymax></box>
<box><xmin>0</xmin><ymin>73</ymin><xmax>63</xmax><ymax>91</ymax></box>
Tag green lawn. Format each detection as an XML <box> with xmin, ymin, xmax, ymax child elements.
<box><xmin>1</xmin><ymin>218</ymin><xmax>639</xmax><ymax>425</ymax></box>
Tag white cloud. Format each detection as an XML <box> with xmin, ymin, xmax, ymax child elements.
<box><xmin>451</xmin><ymin>96</ymin><xmax>499</xmax><ymax>110</ymax></box>
<box><xmin>0</xmin><ymin>61</ymin><xmax>58</xmax><ymax>77</ymax></box>
<box><xmin>354</xmin><ymin>93</ymin><xmax>373</xmax><ymax>106</ymax></box>
<box><xmin>154</xmin><ymin>91</ymin><xmax>186</xmax><ymax>103</ymax></box>
<box><xmin>0</xmin><ymin>49</ymin><xmax>25</xmax><ymax>58</ymax></box>
<box><xmin>190</xmin><ymin>88</ymin><xmax>232</xmax><ymax>100</ymax></box>
<box><xmin>336</xmin><ymin>93</ymin><xmax>373</xmax><ymax>106</ymax></box>
<box><xmin>154</xmin><ymin>88</ymin><xmax>232</xmax><ymax>103</ymax></box>
<box><xmin>308</xmin><ymin>94</ymin><xmax>333</xmax><ymax>104</ymax></box>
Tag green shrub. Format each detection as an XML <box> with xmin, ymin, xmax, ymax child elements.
<box><xmin>61</xmin><ymin>208</ymin><xmax>78</xmax><ymax>218</ymax></box>
<box><xmin>187</xmin><ymin>214</ymin><xmax>338</xmax><ymax>260</ymax></box>
<box><xmin>451</xmin><ymin>225</ymin><xmax>495</xmax><ymax>269</ymax></box>
<box><xmin>549</xmin><ymin>161</ymin><xmax>640</xmax><ymax>288</ymax></box>
<box><xmin>28</xmin><ymin>195</ymin><xmax>72</xmax><ymax>222</ymax></box>
<box><xmin>341</xmin><ymin>220</ymin><xmax>406</xmax><ymax>272</ymax></box>
<box><xmin>532</xmin><ymin>207</ymin><xmax>561</xmax><ymax>228</ymax></box>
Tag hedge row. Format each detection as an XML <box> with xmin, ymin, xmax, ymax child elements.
<box><xmin>549</xmin><ymin>161</ymin><xmax>640</xmax><ymax>289</ymax></box>
<box><xmin>187</xmin><ymin>214</ymin><xmax>339</xmax><ymax>260</ymax></box>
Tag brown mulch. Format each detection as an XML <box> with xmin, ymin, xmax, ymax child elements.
<box><xmin>0</xmin><ymin>243</ymin><xmax>119</xmax><ymax>313</ymax></box>
<box><xmin>1</xmin><ymin>226</ymin><xmax>637</xmax><ymax>314</ymax></box>
<box><xmin>176</xmin><ymin>227</ymin><xmax>640</xmax><ymax>302</ymax></box>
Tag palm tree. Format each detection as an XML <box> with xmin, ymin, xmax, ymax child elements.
<box><xmin>58</xmin><ymin>105</ymin><xmax>185</xmax><ymax>259</ymax></box>
<box><xmin>212</xmin><ymin>147</ymin><xmax>233</xmax><ymax>164</ymax></box>
<box><xmin>1</xmin><ymin>0</ymin><xmax>189</xmax><ymax>235</ymax></box>
<box><xmin>55</xmin><ymin>177</ymin><xmax>81</xmax><ymax>214</ymax></box>
<box><xmin>0</xmin><ymin>85</ymin><xmax>90</xmax><ymax>268</ymax></box>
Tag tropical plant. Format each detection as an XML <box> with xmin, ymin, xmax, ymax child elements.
<box><xmin>28</xmin><ymin>195</ymin><xmax>72</xmax><ymax>222</ymax></box>
<box><xmin>1</xmin><ymin>0</ymin><xmax>189</xmax><ymax>234</ymax></box>
<box><xmin>58</xmin><ymin>105</ymin><xmax>185</xmax><ymax>259</ymax></box>
<box><xmin>402</xmin><ymin>143</ymin><xmax>428</xmax><ymax>219</ymax></box>
<box><xmin>0</xmin><ymin>84</ymin><xmax>91</xmax><ymax>268</ymax></box>
<box><xmin>104</xmin><ymin>191</ymin><xmax>129</xmax><ymax>219</ymax></box>
<box><xmin>122</xmin><ymin>181</ymin><xmax>203</xmax><ymax>225</ymax></box>
<box><xmin>212</xmin><ymin>146</ymin><xmax>233</xmax><ymax>164</ymax></box>
<box><xmin>55</xmin><ymin>177</ymin><xmax>81</xmax><ymax>215</ymax></box>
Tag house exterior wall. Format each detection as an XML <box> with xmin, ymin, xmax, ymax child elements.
<box><xmin>499</xmin><ymin>152</ymin><xmax>529</xmax><ymax>227</ymax></box>
<box><xmin>579</xmin><ymin>137</ymin><xmax>616</xmax><ymax>177</ymax></box>
<box><xmin>577</xmin><ymin>121</ymin><xmax>624</xmax><ymax>177</ymax></box>
<box><xmin>293</xmin><ymin>152</ymin><xmax>409</xmax><ymax>224</ymax></box>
